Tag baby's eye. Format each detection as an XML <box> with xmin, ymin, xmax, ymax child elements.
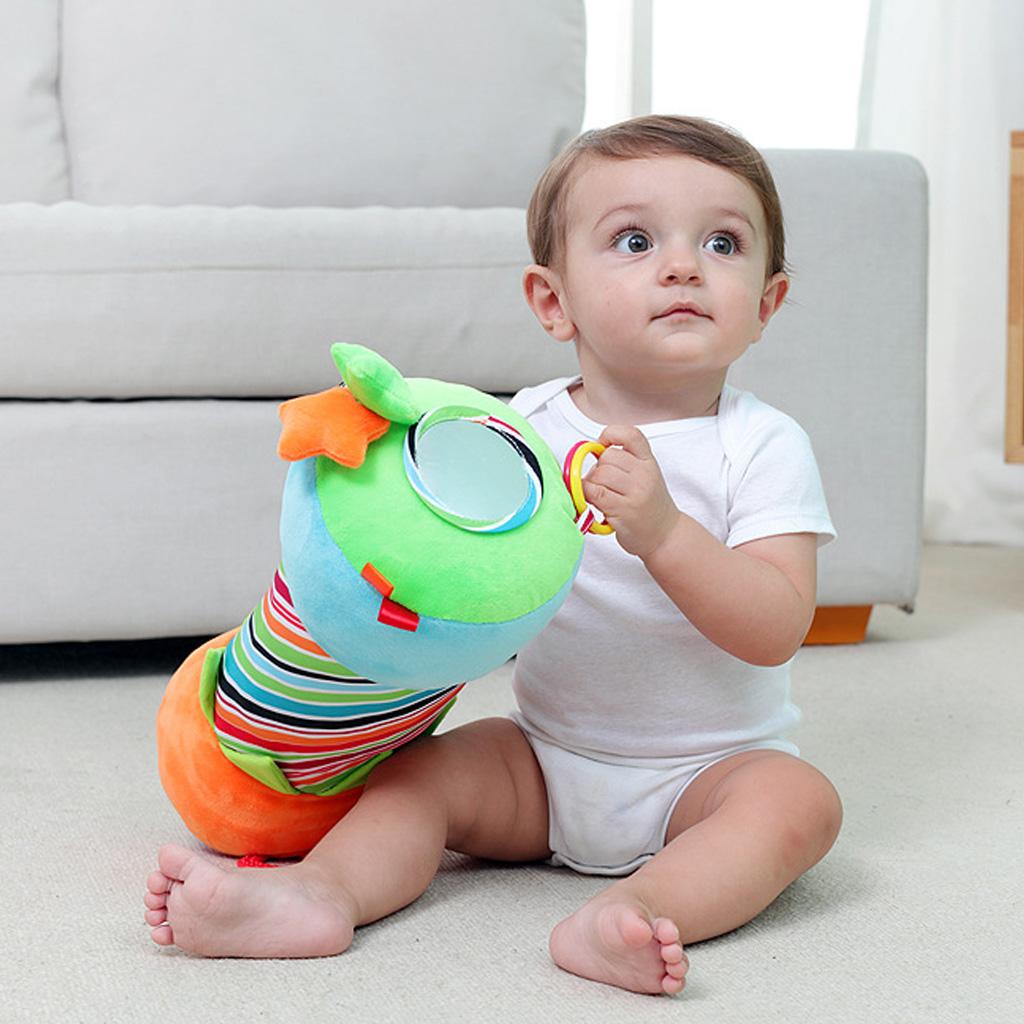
<box><xmin>612</xmin><ymin>230</ymin><xmax>653</xmax><ymax>254</ymax></box>
<box><xmin>705</xmin><ymin>233</ymin><xmax>740</xmax><ymax>256</ymax></box>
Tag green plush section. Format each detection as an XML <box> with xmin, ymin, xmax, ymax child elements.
<box><xmin>220</xmin><ymin>742</ymin><xmax>301</xmax><ymax>795</ymax></box>
<box><xmin>198</xmin><ymin>648</ymin><xmax>221</xmax><ymax>729</ymax></box>
<box><xmin>315</xmin><ymin>378</ymin><xmax>582</xmax><ymax>624</ymax></box>
<box><xmin>330</xmin><ymin>343</ymin><xmax>422</xmax><ymax>424</ymax></box>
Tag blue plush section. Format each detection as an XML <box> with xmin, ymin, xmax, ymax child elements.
<box><xmin>280</xmin><ymin>459</ymin><xmax>579</xmax><ymax>689</ymax></box>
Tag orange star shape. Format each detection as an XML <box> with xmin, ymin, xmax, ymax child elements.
<box><xmin>277</xmin><ymin>387</ymin><xmax>391</xmax><ymax>468</ymax></box>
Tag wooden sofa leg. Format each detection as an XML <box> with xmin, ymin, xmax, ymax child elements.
<box><xmin>803</xmin><ymin>605</ymin><xmax>873</xmax><ymax>645</ymax></box>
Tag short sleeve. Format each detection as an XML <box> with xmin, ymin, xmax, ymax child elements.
<box><xmin>726</xmin><ymin>412</ymin><xmax>836</xmax><ymax>549</ymax></box>
<box><xmin>508</xmin><ymin>377</ymin><xmax>578</xmax><ymax>419</ymax></box>
<box><xmin>508</xmin><ymin>387</ymin><xmax>532</xmax><ymax>414</ymax></box>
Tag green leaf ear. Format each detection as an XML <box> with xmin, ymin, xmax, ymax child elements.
<box><xmin>329</xmin><ymin>343</ymin><xmax>422</xmax><ymax>424</ymax></box>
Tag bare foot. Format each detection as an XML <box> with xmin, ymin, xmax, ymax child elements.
<box><xmin>549</xmin><ymin>897</ymin><xmax>689</xmax><ymax>995</ymax></box>
<box><xmin>143</xmin><ymin>844</ymin><xmax>355</xmax><ymax>958</ymax></box>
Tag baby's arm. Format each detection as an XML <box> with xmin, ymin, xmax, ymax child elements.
<box><xmin>583</xmin><ymin>425</ymin><xmax>816</xmax><ymax>667</ymax></box>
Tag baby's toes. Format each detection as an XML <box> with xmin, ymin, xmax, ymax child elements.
<box><xmin>144</xmin><ymin>890</ymin><xmax>168</xmax><ymax>911</ymax></box>
<box><xmin>147</xmin><ymin>869</ymin><xmax>173</xmax><ymax>896</ymax></box>
<box><xmin>661</xmin><ymin>941</ymin><xmax>685</xmax><ymax>965</ymax></box>
<box><xmin>150</xmin><ymin>923</ymin><xmax>175</xmax><ymax>947</ymax></box>
<box><xmin>665</xmin><ymin>957</ymin><xmax>688</xmax><ymax>979</ymax></box>
<box><xmin>652</xmin><ymin>916</ymin><xmax>680</xmax><ymax>945</ymax></box>
<box><xmin>145</xmin><ymin>908</ymin><xmax>168</xmax><ymax>927</ymax></box>
<box><xmin>662</xmin><ymin>972</ymin><xmax>687</xmax><ymax>996</ymax></box>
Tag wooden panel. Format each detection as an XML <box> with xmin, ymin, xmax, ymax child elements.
<box><xmin>1007</xmin><ymin>132</ymin><xmax>1024</xmax><ymax>463</ymax></box>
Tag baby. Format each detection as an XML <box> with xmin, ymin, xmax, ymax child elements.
<box><xmin>144</xmin><ymin>114</ymin><xmax>842</xmax><ymax>997</ymax></box>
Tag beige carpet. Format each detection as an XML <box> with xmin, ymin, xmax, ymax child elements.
<box><xmin>1</xmin><ymin>543</ymin><xmax>1021</xmax><ymax>1023</ymax></box>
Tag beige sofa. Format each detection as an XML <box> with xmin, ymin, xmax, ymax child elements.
<box><xmin>0</xmin><ymin>0</ymin><xmax>926</xmax><ymax>644</ymax></box>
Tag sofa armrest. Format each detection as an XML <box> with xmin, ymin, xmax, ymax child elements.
<box><xmin>731</xmin><ymin>150</ymin><xmax>928</xmax><ymax>609</ymax></box>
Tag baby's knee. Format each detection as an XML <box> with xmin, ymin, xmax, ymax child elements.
<box><xmin>779</xmin><ymin>763</ymin><xmax>843</xmax><ymax>868</ymax></box>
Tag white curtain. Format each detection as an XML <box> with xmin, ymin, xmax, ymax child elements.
<box><xmin>859</xmin><ymin>0</ymin><xmax>1024</xmax><ymax>546</ymax></box>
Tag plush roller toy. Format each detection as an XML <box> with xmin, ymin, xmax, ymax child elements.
<box><xmin>157</xmin><ymin>344</ymin><xmax>585</xmax><ymax>858</ymax></box>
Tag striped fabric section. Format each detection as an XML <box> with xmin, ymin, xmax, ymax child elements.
<box><xmin>213</xmin><ymin>570</ymin><xmax>463</xmax><ymax>794</ymax></box>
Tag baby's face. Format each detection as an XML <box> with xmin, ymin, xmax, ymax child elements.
<box><xmin>555</xmin><ymin>154</ymin><xmax>787</xmax><ymax>406</ymax></box>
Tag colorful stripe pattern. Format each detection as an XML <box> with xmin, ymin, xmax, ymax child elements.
<box><xmin>213</xmin><ymin>570</ymin><xmax>463</xmax><ymax>794</ymax></box>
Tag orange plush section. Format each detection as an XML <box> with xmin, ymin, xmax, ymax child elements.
<box><xmin>277</xmin><ymin>387</ymin><xmax>390</xmax><ymax>468</ymax></box>
<box><xmin>156</xmin><ymin>633</ymin><xmax>361</xmax><ymax>858</ymax></box>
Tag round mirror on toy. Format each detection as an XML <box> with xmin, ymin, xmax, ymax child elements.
<box><xmin>404</xmin><ymin>407</ymin><xmax>543</xmax><ymax>533</ymax></box>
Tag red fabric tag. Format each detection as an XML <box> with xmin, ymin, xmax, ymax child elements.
<box><xmin>236</xmin><ymin>854</ymin><xmax>280</xmax><ymax>869</ymax></box>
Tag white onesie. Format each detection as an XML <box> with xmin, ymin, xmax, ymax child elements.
<box><xmin>509</xmin><ymin>377</ymin><xmax>836</xmax><ymax>875</ymax></box>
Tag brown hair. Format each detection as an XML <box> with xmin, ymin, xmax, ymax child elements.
<box><xmin>527</xmin><ymin>114</ymin><xmax>787</xmax><ymax>278</ymax></box>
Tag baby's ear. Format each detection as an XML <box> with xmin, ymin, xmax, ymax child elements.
<box><xmin>522</xmin><ymin>265</ymin><xmax>576</xmax><ymax>342</ymax></box>
<box><xmin>758</xmin><ymin>272</ymin><xmax>790</xmax><ymax>327</ymax></box>
<box><xmin>277</xmin><ymin>387</ymin><xmax>390</xmax><ymax>468</ymax></box>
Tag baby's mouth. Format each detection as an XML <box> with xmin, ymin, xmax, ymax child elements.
<box><xmin>654</xmin><ymin>302</ymin><xmax>710</xmax><ymax>320</ymax></box>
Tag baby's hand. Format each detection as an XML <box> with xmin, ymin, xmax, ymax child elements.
<box><xmin>582</xmin><ymin>426</ymin><xmax>680</xmax><ymax>559</ymax></box>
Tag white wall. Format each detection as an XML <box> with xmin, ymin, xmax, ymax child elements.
<box><xmin>859</xmin><ymin>0</ymin><xmax>1024</xmax><ymax>547</ymax></box>
<box><xmin>583</xmin><ymin>0</ymin><xmax>871</xmax><ymax>147</ymax></box>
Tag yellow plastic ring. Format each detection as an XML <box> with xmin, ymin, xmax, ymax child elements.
<box><xmin>567</xmin><ymin>442</ymin><xmax>614</xmax><ymax>535</ymax></box>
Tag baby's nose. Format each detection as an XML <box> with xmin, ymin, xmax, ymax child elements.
<box><xmin>658</xmin><ymin>247</ymin><xmax>701</xmax><ymax>284</ymax></box>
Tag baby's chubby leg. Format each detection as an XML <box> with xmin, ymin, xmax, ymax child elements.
<box><xmin>144</xmin><ymin>718</ymin><xmax>551</xmax><ymax>957</ymax></box>
<box><xmin>549</xmin><ymin>750</ymin><xmax>841</xmax><ymax>993</ymax></box>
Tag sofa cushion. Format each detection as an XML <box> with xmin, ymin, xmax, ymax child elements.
<box><xmin>0</xmin><ymin>399</ymin><xmax>286</xmax><ymax>643</ymax></box>
<box><xmin>0</xmin><ymin>0</ymin><xmax>69</xmax><ymax>203</ymax></box>
<box><xmin>60</xmin><ymin>0</ymin><xmax>585</xmax><ymax>208</ymax></box>
<box><xmin>0</xmin><ymin>202</ymin><xmax>579</xmax><ymax>398</ymax></box>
